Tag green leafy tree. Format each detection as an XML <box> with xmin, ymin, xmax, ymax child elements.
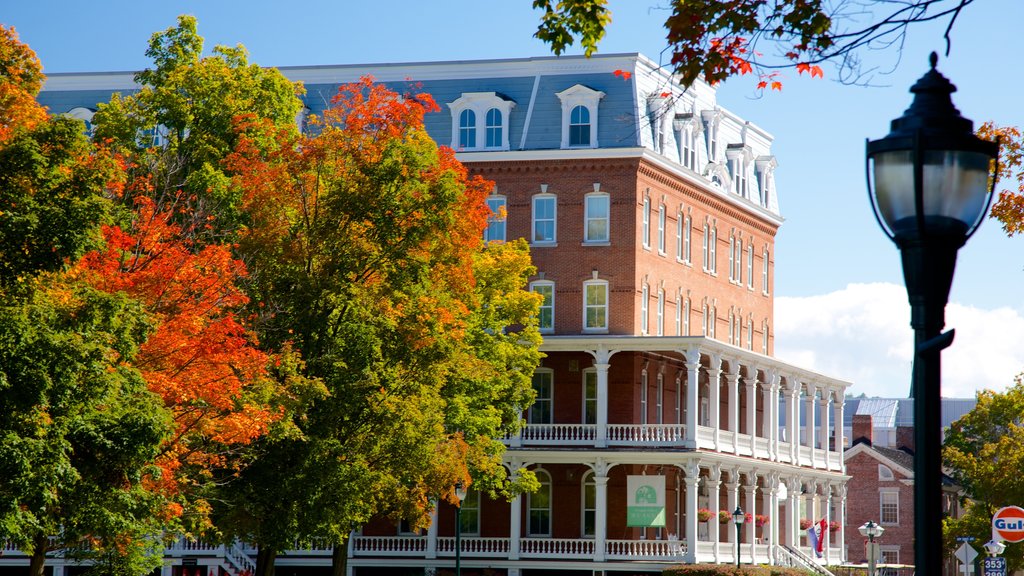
<box><xmin>213</xmin><ymin>78</ymin><xmax>541</xmax><ymax>576</ymax></box>
<box><xmin>0</xmin><ymin>28</ymin><xmax>174</xmax><ymax>576</ymax></box>
<box><xmin>532</xmin><ymin>0</ymin><xmax>977</xmax><ymax>87</ymax></box>
<box><xmin>943</xmin><ymin>376</ymin><xmax>1024</xmax><ymax>570</ymax></box>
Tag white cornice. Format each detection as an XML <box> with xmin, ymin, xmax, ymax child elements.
<box><xmin>537</xmin><ymin>335</ymin><xmax>852</xmax><ymax>390</ymax></box>
<box><xmin>42</xmin><ymin>71</ymin><xmax>139</xmax><ymax>92</ymax></box>
<box><xmin>843</xmin><ymin>443</ymin><xmax>914</xmax><ymax>477</ymax></box>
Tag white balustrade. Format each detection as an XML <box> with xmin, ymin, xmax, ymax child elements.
<box><xmin>517</xmin><ymin>424</ymin><xmax>596</xmax><ymax>445</ymax></box>
<box><xmin>351</xmin><ymin>536</ymin><xmax>427</xmax><ymax>556</ymax></box>
<box><xmin>606</xmin><ymin>539</ymin><xmax>685</xmax><ymax>559</ymax></box>
<box><xmin>607</xmin><ymin>424</ymin><xmax>685</xmax><ymax>445</ymax></box>
<box><xmin>436</xmin><ymin>537</ymin><xmax>509</xmax><ymax>557</ymax></box>
<box><xmin>519</xmin><ymin>538</ymin><xmax>595</xmax><ymax>558</ymax></box>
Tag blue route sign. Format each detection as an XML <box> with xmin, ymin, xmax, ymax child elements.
<box><xmin>983</xmin><ymin>556</ymin><xmax>1006</xmax><ymax>576</ymax></box>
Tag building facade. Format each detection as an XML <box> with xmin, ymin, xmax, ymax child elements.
<box><xmin>19</xmin><ymin>54</ymin><xmax>852</xmax><ymax>576</ymax></box>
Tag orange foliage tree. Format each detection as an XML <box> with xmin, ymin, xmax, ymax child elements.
<box><xmin>216</xmin><ymin>78</ymin><xmax>541</xmax><ymax>576</ymax></box>
<box><xmin>979</xmin><ymin>122</ymin><xmax>1024</xmax><ymax>236</ymax></box>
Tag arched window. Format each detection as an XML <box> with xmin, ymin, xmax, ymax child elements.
<box><xmin>529</xmin><ymin>470</ymin><xmax>553</xmax><ymax>536</ymax></box>
<box><xmin>485</xmin><ymin>108</ymin><xmax>503</xmax><ymax>148</ymax></box>
<box><xmin>582</xmin><ymin>471</ymin><xmax>597</xmax><ymax>537</ymax></box>
<box><xmin>484</xmin><ymin>195</ymin><xmax>506</xmax><ymax>243</ymax></box>
<box><xmin>569</xmin><ymin>104</ymin><xmax>591</xmax><ymax>147</ymax></box>
<box><xmin>657</xmin><ymin>289</ymin><xmax>665</xmax><ymax>336</ymax></box>
<box><xmin>640</xmin><ymin>283</ymin><xmax>649</xmax><ymax>335</ymax></box>
<box><xmin>459</xmin><ymin>109</ymin><xmax>476</xmax><ymax>149</ymax></box>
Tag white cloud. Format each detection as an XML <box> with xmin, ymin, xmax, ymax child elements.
<box><xmin>775</xmin><ymin>283</ymin><xmax>1024</xmax><ymax>398</ymax></box>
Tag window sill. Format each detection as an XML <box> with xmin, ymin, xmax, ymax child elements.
<box><xmin>530</xmin><ymin>242</ymin><xmax>558</xmax><ymax>248</ymax></box>
<box><xmin>582</xmin><ymin>328</ymin><xmax>609</xmax><ymax>334</ymax></box>
<box><xmin>658</xmin><ymin>250</ymin><xmax>667</xmax><ymax>257</ymax></box>
<box><xmin>582</xmin><ymin>241</ymin><xmax>611</xmax><ymax>247</ymax></box>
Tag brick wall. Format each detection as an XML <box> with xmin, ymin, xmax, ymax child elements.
<box><xmin>843</xmin><ymin>449</ymin><xmax>915</xmax><ymax>566</ymax></box>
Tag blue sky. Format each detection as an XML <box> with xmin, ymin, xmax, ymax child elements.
<box><xmin>5</xmin><ymin>1</ymin><xmax>1023</xmax><ymax>398</ymax></box>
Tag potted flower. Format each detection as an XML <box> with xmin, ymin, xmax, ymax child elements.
<box><xmin>697</xmin><ymin>508</ymin><xmax>714</xmax><ymax>522</ymax></box>
<box><xmin>719</xmin><ymin>510</ymin><xmax>732</xmax><ymax>524</ymax></box>
<box><xmin>830</xmin><ymin>520</ymin><xmax>841</xmax><ymax>533</ymax></box>
<box><xmin>799</xmin><ymin>518</ymin><xmax>813</xmax><ymax>530</ymax></box>
<box><xmin>755</xmin><ymin>514</ymin><xmax>769</xmax><ymax>527</ymax></box>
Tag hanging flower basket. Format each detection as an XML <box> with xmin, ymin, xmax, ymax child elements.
<box><xmin>799</xmin><ymin>518</ymin><xmax>813</xmax><ymax>530</ymax></box>
<box><xmin>719</xmin><ymin>510</ymin><xmax>732</xmax><ymax>524</ymax></box>
<box><xmin>697</xmin><ymin>508</ymin><xmax>714</xmax><ymax>522</ymax></box>
<box><xmin>830</xmin><ymin>521</ymin><xmax>841</xmax><ymax>533</ymax></box>
<box><xmin>755</xmin><ymin>514</ymin><xmax>769</xmax><ymax>527</ymax></box>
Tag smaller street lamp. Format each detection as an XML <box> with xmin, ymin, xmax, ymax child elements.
<box><xmin>984</xmin><ymin>539</ymin><xmax>1006</xmax><ymax>557</ymax></box>
<box><xmin>858</xmin><ymin>520</ymin><xmax>885</xmax><ymax>576</ymax></box>
<box><xmin>454</xmin><ymin>481</ymin><xmax>468</xmax><ymax>576</ymax></box>
<box><xmin>733</xmin><ymin>506</ymin><xmax>745</xmax><ymax>567</ymax></box>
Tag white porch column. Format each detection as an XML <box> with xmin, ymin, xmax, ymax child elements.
<box><xmin>787</xmin><ymin>381</ymin><xmax>800</xmax><ymax>462</ymax></box>
<box><xmin>708</xmin><ymin>353</ymin><xmax>723</xmax><ymax>449</ymax></box>
<box><xmin>426</xmin><ymin>504</ymin><xmax>438</xmax><ymax>558</ymax></box>
<box><xmin>594</xmin><ymin>459</ymin><xmax>610</xmax><ymax>561</ymax></box>
<box><xmin>763</xmin><ymin>473</ymin><xmax>778</xmax><ymax>554</ymax></box>
<box><xmin>766</xmin><ymin>371</ymin><xmax>780</xmax><ymax>461</ymax></box>
<box><xmin>509</xmin><ymin>494</ymin><xmax>522</xmax><ymax>560</ymax></box>
<box><xmin>823</xmin><ymin>485</ymin><xmax>833</xmax><ymax>564</ymax></box>
<box><xmin>590</xmin><ymin>347</ymin><xmax>614</xmax><ymax>448</ymax></box>
<box><xmin>707</xmin><ymin>465</ymin><xmax>722</xmax><ymax>562</ymax></box>
<box><xmin>834</xmin><ymin>397</ymin><xmax>846</xmax><ymax>456</ymax></box>
<box><xmin>744</xmin><ymin>475</ymin><xmax>758</xmax><ymax>563</ymax></box>
<box><xmin>835</xmin><ymin>484</ymin><xmax>848</xmax><ymax>564</ymax></box>
<box><xmin>745</xmin><ymin>367</ymin><xmax>759</xmax><ymax>455</ymax></box>
<box><xmin>819</xmin><ymin>390</ymin><xmax>831</xmax><ymax>468</ymax></box>
<box><xmin>727</xmin><ymin>368</ymin><xmax>741</xmax><ymax>453</ymax></box>
<box><xmin>683</xmin><ymin>461</ymin><xmax>701</xmax><ymax>563</ymax></box>
<box><xmin>787</xmin><ymin>477</ymin><xmax>802</xmax><ymax>548</ymax></box>
<box><xmin>684</xmin><ymin>346</ymin><xmax>701</xmax><ymax>448</ymax></box>
<box><xmin>726</xmin><ymin>473</ymin><xmax>740</xmax><ymax>547</ymax></box>
<box><xmin>804</xmin><ymin>383</ymin><xmax>817</xmax><ymax>464</ymax></box>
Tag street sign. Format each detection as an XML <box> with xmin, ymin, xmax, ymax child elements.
<box><xmin>956</xmin><ymin>543</ymin><xmax>979</xmax><ymax>566</ymax></box>
<box><xmin>993</xmin><ymin>506</ymin><xmax>1024</xmax><ymax>543</ymax></box>
<box><xmin>958</xmin><ymin>536</ymin><xmax>977</xmax><ymax>542</ymax></box>
<box><xmin>983</xmin><ymin>556</ymin><xmax>1007</xmax><ymax>576</ymax></box>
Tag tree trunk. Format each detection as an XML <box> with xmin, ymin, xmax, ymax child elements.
<box><xmin>28</xmin><ymin>534</ymin><xmax>49</xmax><ymax>576</ymax></box>
<box><xmin>330</xmin><ymin>535</ymin><xmax>349</xmax><ymax>576</ymax></box>
<box><xmin>255</xmin><ymin>545</ymin><xmax>277</xmax><ymax>576</ymax></box>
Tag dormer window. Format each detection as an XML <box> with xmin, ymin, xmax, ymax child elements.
<box><xmin>674</xmin><ymin>114</ymin><xmax>699</xmax><ymax>171</ymax></box>
<box><xmin>727</xmin><ymin>145</ymin><xmax>752</xmax><ymax>199</ymax></box>
<box><xmin>701</xmin><ymin>109</ymin><xmax>722</xmax><ymax>162</ymax></box>
<box><xmin>556</xmin><ymin>84</ymin><xmax>605</xmax><ymax>149</ymax></box>
<box><xmin>447</xmin><ymin>92</ymin><xmax>515</xmax><ymax>151</ymax></box>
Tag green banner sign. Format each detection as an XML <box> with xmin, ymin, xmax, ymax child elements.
<box><xmin>626</xmin><ymin>475</ymin><xmax>666</xmax><ymax>527</ymax></box>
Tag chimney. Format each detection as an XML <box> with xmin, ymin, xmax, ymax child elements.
<box><xmin>896</xmin><ymin>425</ymin><xmax>915</xmax><ymax>453</ymax></box>
<box><xmin>852</xmin><ymin>414</ymin><xmax>873</xmax><ymax>446</ymax></box>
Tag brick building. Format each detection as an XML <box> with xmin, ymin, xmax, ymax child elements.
<box><xmin>21</xmin><ymin>53</ymin><xmax>852</xmax><ymax>576</ymax></box>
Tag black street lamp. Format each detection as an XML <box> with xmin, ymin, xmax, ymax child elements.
<box><xmin>732</xmin><ymin>506</ymin><xmax>745</xmax><ymax>567</ymax></box>
<box><xmin>454</xmin><ymin>481</ymin><xmax>468</xmax><ymax>576</ymax></box>
<box><xmin>866</xmin><ymin>52</ymin><xmax>999</xmax><ymax>576</ymax></box>
<box><xmin>858</xmin><ymin>520</ymin><xmax>885</xmax><ymax>576</ymax></box>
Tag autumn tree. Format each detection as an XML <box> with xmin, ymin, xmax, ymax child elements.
<box><xmin>213</xmin><ymin>78</ymin><xmax>541</xmax><ymax>576</ymax></box>
<box><xmin>85</xmin><ymin>16</ymin><xmax>313</xmax><ymax>534</ymax></box>
<box><xmin>943</xmin><ymin>376</ymin><xmax>1024</xmax><ymax>571</ymax></box>
<box><xmin>0</xmin><ymin>28</ymin><xmax>174</xmax><ymax>576</ymax></box>
<box><xmin>533</xmin><ymin>0</ymin><xmax>978</xmax><ymax>86</ymax></box>
<box><xmin>978</xmin><ymin>122</ymin><xmax>1024</xmax><ymax>236</ymax></box>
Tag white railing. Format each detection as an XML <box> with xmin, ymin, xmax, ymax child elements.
<box><xmin>607</xmin><ymin>424</ymin><xmax>685</xmax><ymax>445</ymax></box>
<box><xmin>606</xmin><ymin>539</ymin><xmax>685</xmax><ymax>560</ymax></box>
<box><xmin>350</xmin><ymin>536</ymin><xmax>427</xmax><ymax>556</ymax></box>
<box><xmin>519</xmin><ymin>538</ymin><xmax>594</xmax><ymax>558</ymax></box>
<box><xmin>225</xmin><ymin>541</ymin><xmax>255</xmax><ymax>575</ymax></box>
<box><xmin>518</xmin><ymin>423</ymin><xmax>596</xmax><ymax>444</ymax></box>
<box><xmin>754</xmin><ymin>437</ymin><xmax>771</xmax><ymax>458</ymax></box>
<box><xmin>696</xmin><ymin>425</ymin><xmax>716</xmax><ymax>448</ymax></box>
<box><xmin>168</xmin><ymin>539</ymin><xmax>223</xmax><ymax>554</ymax></box>
<box><xmin>777</xmin><ymin>440</ymin><xmax>793</xmax><ymax>463</ymax></box>
<box><xmin>436</xmin><ymin>537</ymin><xmax>508</xmax><ymax>557</ymax></box>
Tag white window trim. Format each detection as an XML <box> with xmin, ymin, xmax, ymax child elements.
<box><xmin>675</xmin><ymin>294</ymin><xmax>681</xmax><ymax>336</ymax></box>
<box><xmin>531</xmin><ymin>193</ymin><xmax>557</xmax><ymax>246</ymax></box>
<box><xmin>584</xmin><ymin>192</ymin><xmax>610</xmax><ymax>244</ymax></box>
<box><xmin>642</xmin><ymin>196</ymin><xmax>651</xmax><ymax>250</ymax></box>
<box><xmin>656</xmin><ymin>372</ymin><xmax>664</xmax><ymax>424</ymax></box>
<box><xmin>640</xmin><ymin>369</ymin><xmax>649</xmax><ymax>425</ymax></box>
<box><xmin>762</xmin><ymin>247</ymin><xmax>770</xmax><ymax>295</ymax></box>
<box><xmin>556</xmin><ymin>84</ymin><xmax>605</xmax><ymax>149</ymax></box>
<box><xmin>583</xmin><ymin>279</ymin><xmax>609</xmax><ymax>333</ymax></box>
<box><xmin>747</xmin><ymin>244</ymin><xmax>754</xmax><ymax>289</ymax></box>
<box><xmin>657</xmin><ymin>289</ymin><xmax>665</xmax><ymax>336</ymax></box>
<box><xmin>880</xmin><ymin>489</ymin><xmax>900</xmax><ymax>525</ymax></box>
<box><xmin>582</xmin><ymin>368</ymin><xmax>597</xmax><ymax>425</ymax></box>
<box><xmin>878</xmin><ymin>464</ymin><xmax>895</xmax><ymax>481</ymax></box>
<box><xmin>657</xmin><ymin>204</ymin><xmax>666</xmax><ymax>254</ymax></box>
<box><xmin>640</xmin><ymin>283</ymin><xmax>649</xmax><ymax>335</ymax></box>
<box><xmin>447</xmin><ymin>92</ymin><xmax>515</xmax><ymax>151</ymax></box>
<box><xmin>683</xmin><ymin>298</ymin><xmax>690</xmax><ymax>336</ymax></box>
<box><xmin>530</xmin><ymin>280</ymin><xmax>555</xmax><ymax>334</ymax></box>
<box><xmin>485</xmin><ymin>195</ymin><xmax>507</xmax><ymax>243</ymax></box>
<box><xmin>683</xmin><ymin>214</ymin><xmax>692</xmax><ymax>264</ymax></box>
<box><xmin>581</xmin><ymin>471</ymin><xmax>597</xmax><ymax>538</ymax></box>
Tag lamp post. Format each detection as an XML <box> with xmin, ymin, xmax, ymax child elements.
<box><xmin>733</xmin><ymin>506</ymin><xmax>745</xmax><ymax>567</ymax></box>
<box><xmin>866</xmin><ymin>53</ymin><xmax>998</xmax><ymax>576</ymax></box>
<box><xmin>858</xmin><ymin>520</ymin><xmax>885</xmax><ymax>576</ymax></box>
<box><xmin>454</xmin><ymin>481</ymin><xmax>468</xmax><ymax>576</ymax></box>
<box><xmin>984</xmin><ymin>539</ymin><xmax>1006</xmax><ymax>557</ymax></box>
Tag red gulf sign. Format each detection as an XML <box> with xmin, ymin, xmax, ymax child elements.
<box><xmin>993</xmin><ymin>506</ymin><xmax>1024</xmax><ymax>543</ymax></box>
